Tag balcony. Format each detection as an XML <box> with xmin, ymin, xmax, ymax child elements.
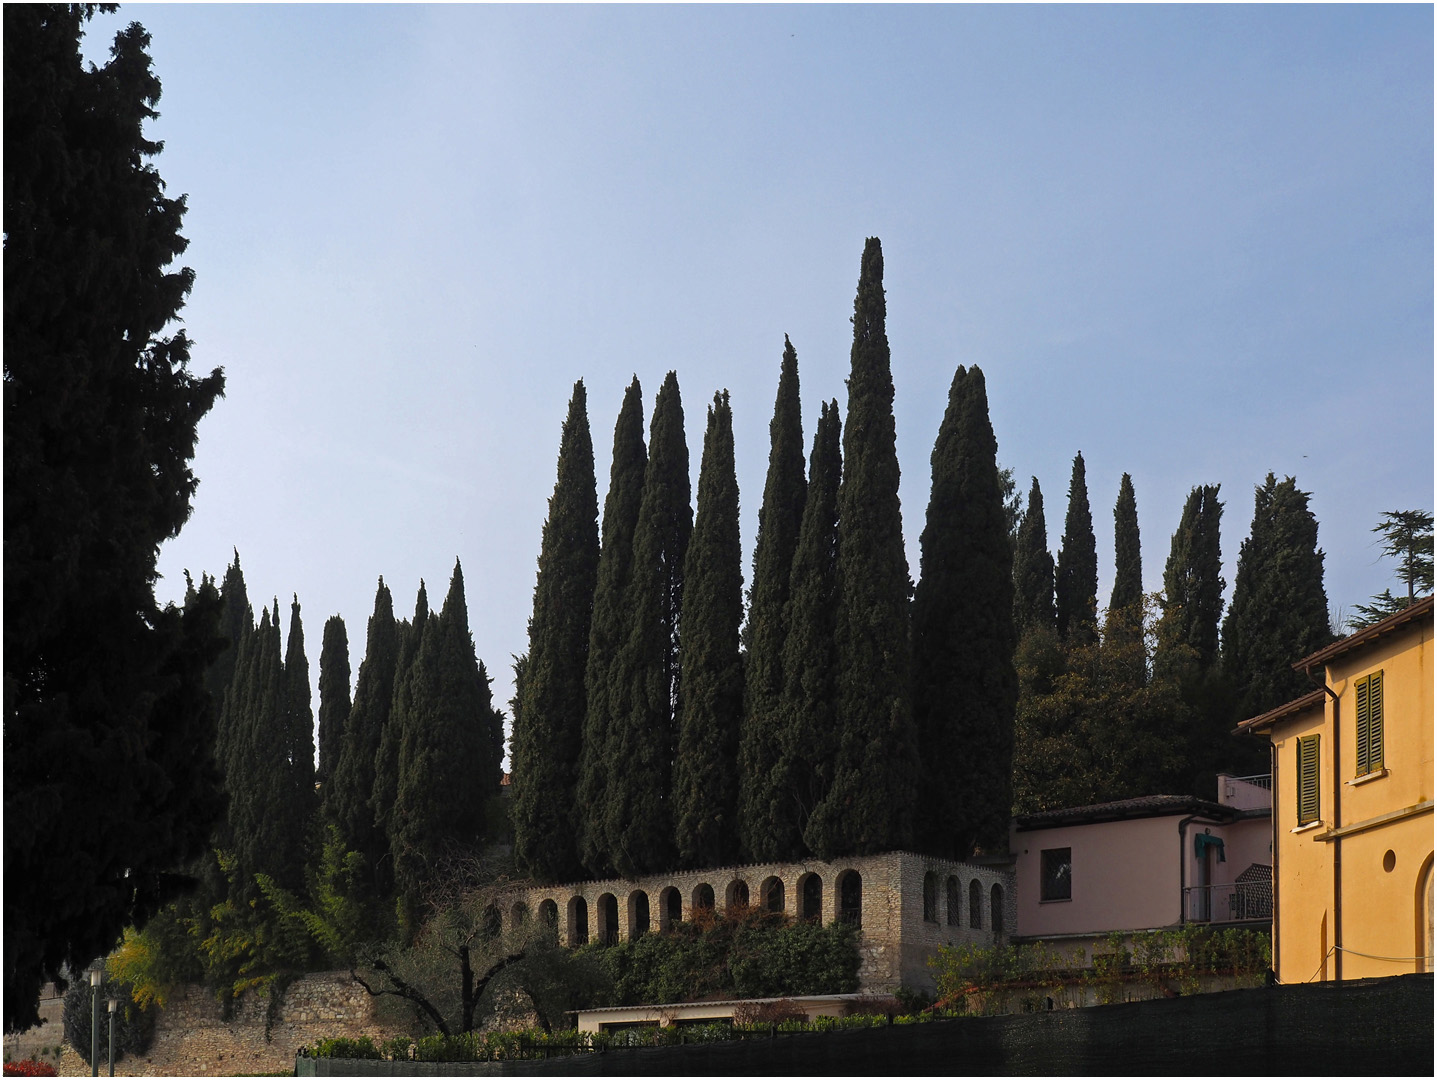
<box><xmin>1184</xmin><ymin>874</ymin><xmax>1272</xmax><ymax>924</ymax></box>
<box><xmin>1218</xmin><ymin>773</ymin><xmax>1272</xmax><ymax>811</ymax></box>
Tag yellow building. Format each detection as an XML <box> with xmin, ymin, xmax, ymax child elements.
<box><xmin>1238</xmin><ymin>595</ymin><xmax>1433</xmax><ymax>984</ymax></box>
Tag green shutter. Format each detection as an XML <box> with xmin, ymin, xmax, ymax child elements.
<box><xmin>1297</xmin><ymin>735</ymin><xmax>1320</xmax><ymax>825</ymax></box>
<box><xmin>1368</xmin><ymin>672</ymin><xmax>1384</xmax><ymax>771</ymax></box>
<box><xmin>1355</xmin><ymin>677</ymin><xmax>1371</xmax><ymax>775</ymax></box>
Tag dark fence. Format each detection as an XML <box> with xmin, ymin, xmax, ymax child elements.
<box><xmin>298</xmin><ymin>972</ymin><xmax>1433</xmax><ymax>1076</ymax></box>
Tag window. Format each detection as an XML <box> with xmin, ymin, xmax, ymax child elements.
<box><xmin>1040</xmin><ymin>848</ymin><xmax>1072</xmax><ymax>902</ymax></box>
<box><xmin>838</xmin><ymin>871</ymin><xmax>862</xmax><ymax>927</ymax></box>
<box><xmin>945</xmin><ymin>876</ymin><xmax>961</xmax><ymax>926</ymax></box>
<box><xmin>922</xmin><ymin>872</ymin><xmax>939</xmax><ymax>923</ymax></box>
<box><xmin>1356</xmin><ymin>671</ymin><xmax>1384</xmax><ymax>776</ymax></box>
<box><xmin>969</xmin><ymin>880</ymin><xmax>983</xmax><ymax>928</ymax></box>
<box><xmin>1296</xmin><ymin>734</ymin><xmax>1321</xmax><ymax>825</ymax></box>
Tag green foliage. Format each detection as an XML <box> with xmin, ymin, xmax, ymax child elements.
<box><xmin>1157</xmin><ymin>485</ymin><xmax>1225</xmax><ymax>676</ymax></box>
<box><xmin>580</xmin><ymin>908</ymin><xmax>859</xmax><ymax>1007</ymax></box>
<box><xmin>912</xmin><ymin>365</ymin><xmax>1018</xmax><ymax>858</ymax></box>
<box><xmin>1349</xmin><ymin>509</ymin><xmax>1433</xmax><ymax>627</ymax></box>
<box><xmin>4</xmin><ymin>8</ymin><xmax>228</xmax><ymax>1027</ymax></box>
<box><xmin>316</xmin><ymin>615</ymin><xmax>351</xmax><ymax>786</ymax></box>
<box><xmin>817</xmin><ymin>236</ymin><xmax>918</xmax><ymax>858</ymax></box>
<box><xmin>61</xmin><ymin>977</ymin><xmax>155</xmax><ymax>1064</ymax></box>
<box><xmin>309</xmin><ymin>1036</ymin><xmax>382</xmax><ymax>1060</ymax></box>
<box><xmin>1012</xmin><ymin>477</ymin><xmax>1056</xmax><ymax>636</ymax></box>
<box><xmin>1055</xmin><ymin>453</ymin><xmax>1098</xmax><ymax>644</ymax></box>
<box><xmin>1106</xmin><ymin>473</ymin><xmax>1145</xmax><ymax>668</ymax></box>
<box><xmin>512</xmin><ymin>381</ymin><xmax>600</xmax><ymax>884</ymax></box>
<box><xmin>577</xmin><ymin>378</ymin><xmax>647</xmax><ymax>879</ymax></box>
<box><xmin>674</xmin><ymin>391</ymin><xmax>745</xmax><ymax>868</ymax></box>
<box><xmin>374</xmin><ymin>580</ymin><xmax>429</xmax><ymax>900</ymax></box>
<box><xmin>739</xmin><ymin>338</ymin><xmax>808</xmax><ymax>863</ymax></box>
<box><xmin>604</xmin><ymin>372</ymin><xmax>692</xmax><ymax>876</ymax></box>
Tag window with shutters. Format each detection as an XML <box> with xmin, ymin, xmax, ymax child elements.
<box><xmin>1355</xmin><ymin>671</ymin><xmax>1384</xmax><ymax>776</ymax></box>
<box><xmin>1296</xmin><ymin>734</ymin><xmax>1321</xmax><ymax>826</ymax></box>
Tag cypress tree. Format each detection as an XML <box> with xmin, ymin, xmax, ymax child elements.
<box><xmin>316</xmin><ymin>615</ymin><xmax>350</xmax><ymax>786</ymax></box>
<box><xmin>280</xmin><ymin>597</ymin><xmax>316</xmax><ymax>888</ymax></box>
<box><xmin>1222</xmin><ymin>474</ymin><xmax>1335</xmax><ymax>720</ymax></box>
<box><xmin>576</xmin><ymin>378</ymin><xmax>646</xmax><ymax>878</ymax></box>
<box><xmin>1156</xmin><ymin>485</ymin><xmax>1225</xmax><ymax>674</ymax></box>
<box><xmin>673</xmin><ymin>390</ymin><xmax>744</xmax><ymax>868</ymax></box>
<box><xmin>603</xmin><ymin>372</ymin><xmax>691</xmax><ymax>877</ymax></box>
<box><xmin>229</xmin><ymin>602</ymin><xmax>291</xmax><ymax>894</ymax></box>
<box><xmin>737</xmin><ymin>338</ymin><xmax>807</xmax><ymax>862</ymax></box>
<box><xmin>912</xmin><ymin>366</ymin><xmax>1018</xmax><ymax>858</ymax></box>
<box><xmin>808</xmin><ymin>237</ymin><xmax>917</xmax><ymax>858</ymax></box>
<box><xmin>213</xmin><ymin>555</ymin><xmax>253</xmax><ymax>800</ymax></box>
<box><xmin>392</xmin><ymin>561</ymin><xmax>501</xmax><ymax>914</ymax></box>
<box><xmin>787</xmin><ymin>402</ymin><xmax>843</xmax><ymax>860</ymax></box>
<box><xmin>1012</xmin><ymin>478</ymin><xmax>1056</xmax><ymax>636</ymax></box>
<box><xmin>1105</xmin><ymin>473</ymin><xmax>1145</xmax><ymax>663</ymax></box>
<box><xmin>325</xmin><ymin>579</ymin><xmax>399</xmax><ymax>882</ymax></box>
<box><xmin>512</xmin><ymin>381</ymin><xmax>600</xmax><ymax>884</ymax></box>
<box><xmin>1055</xmin><ymin>453</ymin><xmax>1098</xmax><ymax>644</ymax></box>
<box><xmin>373</xmin><ymin>580</ymin><xmax>429</xmax><ymax>867</ymax></box>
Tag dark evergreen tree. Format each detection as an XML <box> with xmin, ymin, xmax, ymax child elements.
<box><xmin>1156</xmin><ymin>485</ymin><xmax>1225</xmax><ymax>675</ymax></box>
<box><xmin>1012</xmin><ymin>478</ymin><xmax>1056</xmax><ymax>636</ymax></box>
<box><xmin>212</xmin><ymin>551</ymin><xmax>253</xmax><ymax>706</ymax></box>
<box><xmin>228</xmin><ymin>602</ymin><xmax>293</xmax><ymax>893</ymax></box>
<box><xmin>511</xmin><ymin>381</ymin><xmax>600</xmax><ymax>884</ymax></box>
<box><xmin>1223</xmin><ymin>474</ymin><xmax>1335</xmax><ymax>721</ymax></box>
<box><xmin>325</xmin><ymin>579</ymin><xmax>399</xmax><ymax>885</ymax></box>
<box><xmin>4</xmin><ymin>6</ymin><xmax>227</xmax><ymax>1027</ymax></box>
<box><xmin>373</xmin><ymin>580</ymin><xmax>429</xmax><ymax>875</ymax></box>
<box><xmin>912</xmin><ymin>366</ymin><xmax>1018</xmax><ymax>858</ymax></box>
<box><xmin>392</xmin><ymin>562</ymin><xmax>502</xmax><ymax>916</ymax></box>
<box><xmin>786</xmin><ymin>402</ymin><xmax>843</xmax><ymax>860</ymax></box>
<box><xmin>317</xmin><ymin>615</ymin><xmax>351</xmax><ymax>786</ymax></box>
<box><xmin>737</xmin><ymin>338</ymin><xmax>807</xmax><ymax>861</ymax></box>
<box><xmin>807</xmin><ymin>238</ymin><xmax>917</xmax><ymax>858</ymax></box>
<box><xmin>673</xmin><ymin>391</ymin><xmax>744</xmax><ymax>868</ymax></box>
<box><xmin>280</xmin><ymin>597</ymin><xmax>316</xmax><ymax>888</ymax></box>
<box><xmin>1055</xmin><ymin>453</ymin><xmax>1098</xmax><ymax>644</ymax></box>
<box><xmin>1349</xmin><ymin>511</ymin><xmax>1434</xmax><ymax>627</ymax></box>
<box><xmin>576</xmin><ymin>378</ymin><xmax>646</xmax><ymax>878</ymax></box>
<box><xmin>1105</xmin><ymin>473</ymin><xmax>1145</xmax><ymax>669</ymax></box>
<box><xmin>603</xmin><ymin>372</ymin><xmax>691</xmax><ymax>876</ymax></box>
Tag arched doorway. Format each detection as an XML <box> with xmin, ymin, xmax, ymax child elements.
<box><xmin>761</xmin><ymin>876</ymin><xmax>785</xmax><ymax>914</ymax></box>
<box><xmin>568</xmin><ymin>896</ymin><xmax>589</xmax><ymax>946</ymax></box>
<box><xmin>659</xmin><ymin>886</ymin><xmax>682</xmax><ymax>931</ymax></box>
<box><xmin>628</xmin><ymin>890</ymin><xmax>651</xmax><ymax>940</ymax></box>
<box><xmin>598</xmin><ymin>893</ymin><xmax>619</xmax><ymax>945</ymax></box>
<box><xmin>799</xmin><ymin>873</ymin><xmax>823</xmax><ymax>922</ymax></box>
<box><xmin>838</xmin><ymin>870</ymin><xmax>862</xmax><ymax>927</ymax></box>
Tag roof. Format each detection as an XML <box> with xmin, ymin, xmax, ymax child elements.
<box><xmin>1013</xmin><ymin>794</ymin><xmax>1236</xmax><ymax>832</ymax></box>
<box><xmin>1292</xmin><ymin>594</ymin><xmax>1433</xmax><ymax>672</ymax></box>
<box><xmin>1235</xmin><ymin>688</ymin><xmax>1327</xmax><ymax>735</ymax></box>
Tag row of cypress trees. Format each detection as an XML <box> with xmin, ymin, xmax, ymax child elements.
<box><xmin>510</xmin><ymin>238</ymin><xmax>1020</xmax><ymax>883</ymax></box>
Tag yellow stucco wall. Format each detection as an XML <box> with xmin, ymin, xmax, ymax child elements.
<box><xmin>1266</xmin><ymin>614</ymin><xmax>1434</xmax><ymax>984</ymax></box>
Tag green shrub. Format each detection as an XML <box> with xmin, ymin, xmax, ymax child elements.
<box><xmin>307</xmin><ymin>1036</ymin><xmax>382</xmax><ymax>1060</ymax></box>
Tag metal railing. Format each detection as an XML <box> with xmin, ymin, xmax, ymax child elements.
<box><xmin>1184</xmin><ymin>882</ymin><xmax>1272</xmax><ymax>923</ymax></box>
<box><xmin>1227</xmin><ymin>773</ymin><xmax>1272</xmax><ymax>791</ymax></box>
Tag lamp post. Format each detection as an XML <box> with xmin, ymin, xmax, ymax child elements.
<box><xmin>88</xmin><ymin>966</ymin><xmax>102</xmax><ymax>1077</ymax></box>
<box><xmin>107</xmin><ymin>997</ymin><xmax>118</xmax><ymax>1076</ymax></box>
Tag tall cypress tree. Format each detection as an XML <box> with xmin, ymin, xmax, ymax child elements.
<box><xmin>1055</xmin><ymin>453</ymin><xmax>1098</xmax><ymax>644</ymax></box>
<box><xmin>737</xmin><ymin>339</ymin><xmax>806</xmax><ymax>862</ymax></box>
<box><xmin>512</xmin><ymin>381</ymin><xmax>600</xmax><ymax>884</ymax></box>
<box><xmin>280</xmin><ymin>597</ymin><xmax>316</xmax><ymax>889</ymax></box>
<box><xmin>673</xmin><ymin>390</ymin><xmax>744</xmax><ymax>868</ymax></box>
<box><xmin>808</xmin><ymin>238</ymin><xmax>917</xmax><ymax>858</ymax></box>
<box><xmin>373</xmin><ymin>581</ymin><xmax>429</xmax><ymax>872</ymax></box>
<box><xmin>1106</xmin><ymin>473</ymin><xmax>1144</xmax><ymax>664</ymax></box>
<box><xmin>1223</xmin><ymin>474</ymin><xmax>1335</xmax><ymax>721</ymax></box>
<box><xmin>316</xmin><ymin>615</ymin><xmax>350</xmax><ymax>786</ymax></box>
<box><xmin>213</xmin><ymin>554</ymin><xmax>253</xmax><ymax>803</ymax></box>
<box><xmin>912</xmin><ymin>366</ymin><xmax>1018</xmax><ymax>858</ymax></box>
<box><xmin>1012</xmin><ymin>478</ymin><xmax>1056</xmax><ymax>636</ymax></box>
<box><xmin>1156</xmin><ymin>485</ymin><xmax>1225</xmax><ymax>675</ymax></box>
<box><xmin>576</xmin><ymin>378</ymin><xmax>646</xmax><ymax>878</ymax></box>
<box><xmin>325</xmin><ymin>579</ymin><xmax>398</xmax><ymax>884</ymax></box>
<box><xmin>229</xmin><ymin>602</ymin><xmax>290</xmax><ymax>894</ymax></box>
<box><xmin>786</xmin><ymin>402</ymin><xmax>843</xmax><ymax>861</ymax></box>
<box><xmin>392</xmin><ymin>562</ymin><xmax>501</xmax><ymax>915</ymax></box>
<box><xmin>603</xmin><ymin>372</ymin><xmax>691</xmax><ymax>877</ymax></box>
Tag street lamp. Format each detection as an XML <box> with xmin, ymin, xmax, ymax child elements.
<box><xmin>88</xmin><ymin>966</ymin><xmax>102</xmax><ymax>1077</ymax></box>
<box><xmin>107</xmin><ymin>997</ymin><xmax>118</xmax><ymax>1077</ymax></box>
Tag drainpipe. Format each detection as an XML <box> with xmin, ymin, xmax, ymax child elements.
<box><xmin>1177</xmin><ymin>813</ymin><xmax>1213</xmax><ymax>926</ymax></box>
<box><xmin>1303</xmin><ymin>665</ymin><xmax>1340</xmax><ymax>981</ymax></box>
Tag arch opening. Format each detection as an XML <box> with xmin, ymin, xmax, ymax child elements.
<box><xmin>659</xmin><ymin>886</ymin><xmax>682</xmax><ymax>931</ymax></box>
<box><xmin>923</xmin><ymin>872</ymin><xmax>939</xmax><ymax>923</ymax></box>
<box><xmin>945</xmin><ymin>876</ymin><xmax>961</xmax><ymax>927</ymax></box>
<box><xmin>598</xmin><ymin>893</ymin><xmax>619</xmax><ymax>946</ymax></box>
<box><xmin>838</xmin><ymin>870</ymin><xmax>862</xmax><ymax>927</ymax></box>
<box><xmin>726</xmin><ymin>879</ymin><xmax>750</xmax><ymax>912</ymax></box>
<box><xmin>761</xmin><ymin>876</ymin><xmax>785</xmax><ymax>914</ymax></box>
<box><xmin>969</xmin><ymin>880</ymin><xmax>983</xmax><ymax>929</ymax></box>
<box><xmin>799</xmin><ymin>873</ymin><xmax>823</xmax><ymax>922</ymax></box>
<box><xmin>628</xmin><ymin>890</ymin><xmax>651</xmax><ymax>940</ymax></box>
<box><xmin>990</xmin><ymin>884</ymin><xmax>1004</xmax><ymax>935</ymax></box>
<box><xmin>568</xmin><ymin>896</ymin><xmax>589</xmax><ymax>947</ymax></box>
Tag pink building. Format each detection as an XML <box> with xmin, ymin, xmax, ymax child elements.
<box><xmin>1010</xmin><ymin>775</ymin><xmax>1272</xmax><ymax>947</ymax></box>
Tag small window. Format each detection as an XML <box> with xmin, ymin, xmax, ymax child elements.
<box><xmin>922</xmin><ymin>872</ymin><xmax>939</xmax><ymax>923</ymax></box>
<box><xmin>1297</xmin><ymin>734</ymin><xmax>1321</xmax><ymax>825</ymax></box>
<box><xmin>1356</xmin><ymin>672</ymin><xmax>1384</xmax><ymax>776</ymax></box>
<box><xmin>1040</xmin><ymin>848</ymin><xmax>1072</xmax><ymax>902</ymax></box>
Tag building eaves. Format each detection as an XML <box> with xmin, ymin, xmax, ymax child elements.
<box><xmin>1013</xmin><ymin>794</ymin><xmax>1236</xmax><ymax>832</ymax></box>
<box><xmin>1235</xmin><ymin>688</ymin><xmax>1327</xmax><ymax>735</ymax></box>
<box><xmin>1291</xmin><ymin>595</ymin><xmax>1433</xmax><ymax>672</ymax></box>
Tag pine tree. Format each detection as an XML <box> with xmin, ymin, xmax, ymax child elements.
<box><xmin>603</xmin><ymin>372</ymin><xmax>691</xmax><ymax>876</ymax></box>
<box><xmin>4</xmin><ymin>8</ymin><xmax>228</xmax><ymax>1023</ymax></box>
<box><xmin>325</xmin><ymin>579</ymin><xmax>399</xmax><ymax>887</ymax></box>
<box><xmin>673</xmin><ymin>390</ymin><xmax>744</xmax><ymax>868</ymax></box>
<box><xmin>1105</xmin><ymin>473</ymin><xmax>1145</xmax><ymax>666</ymax></box>
<box><xmin>392</xmin><ymin>562</ymin><xmax>501</xmax><ymax>915</ymax></box>
<box><xmin>512</xmin><ymin>381</ymin><xmax>600</xmax><ymax>884</ymax></box>
<box><xmin>1223</xmin><ymin>474</ymin><xmax>1335</xmax><ymax>721</ymax></box>
<box><xmin>786</xmin><ymin>402</ymin><xmax>843</xmax><ymax>860</ymax></box>
<box><xmin>1156</xmin><ymin>485</ymin><xmax>1225</xmax><ymax>675</ymax></box>
<box><xmin>317</xmin><ymin>615</ymin><xmax>351</xmax><ymax>786</ymax></box>
<box><xmin>1012</xmin><ymin>478</ymin><xmax>1056</xmax><ymax>636</ymax></box>
<box><xmin>576</xmin><ymin>378</ymin><xmax>646</xmax><ymax>878</ymax></box>
<box><xmin>737</xmin><ymin>339</ymin><xmax>807</xmax><ymax>861</ymax></box>
<box><xmin>912</xmin><ymin>366</ymin><xmax>1018</xmax><ymax>858</ymax></box>
<box><xmin>1055</xmin><ymin>453</ymin><xmax>1098</xmax><ymax>644</ymax></box>
<box><xmin>808</xmin><ymin>238</ymin><xmax>917</xmax><ymax>858</ymax></box>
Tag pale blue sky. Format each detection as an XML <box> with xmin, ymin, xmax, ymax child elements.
<box><xmin>85</xmin><ymin>5</ymin><xmax>1433</xmax><ymax>748</ymax></box>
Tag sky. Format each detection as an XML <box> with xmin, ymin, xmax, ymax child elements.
<box><xmin>83</xmin><ymin>4</ymin><xmax>1433</xmax><ymax>757</ymax></box>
